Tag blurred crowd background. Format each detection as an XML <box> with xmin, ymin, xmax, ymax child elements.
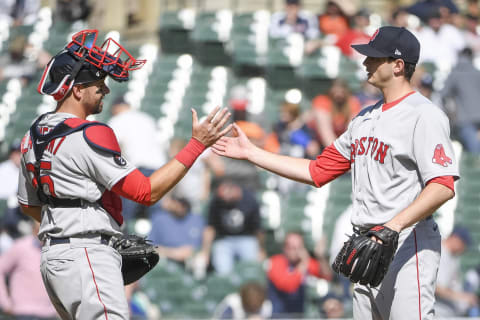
<box><xmin>0</xmin><ymin>0</ymin><xmax>480</xmax><ymax>319</ymax></box>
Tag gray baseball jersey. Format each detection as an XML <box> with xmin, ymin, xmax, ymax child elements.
<box><xmin>333</xmin><ymin>92</ymin><xmax>458</xmax><ymax>320</ymax></box>
<box><xmin>17</xmin><ymin>112</ymin><xmax>135</xmax><ymax>240</ymax></box>
<box><xmin>334</xmin><ymin>91</ymin><xmax>459</xmax><ymax>227</ymax></box>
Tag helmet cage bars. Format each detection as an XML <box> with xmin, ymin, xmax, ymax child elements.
<box><xmin>37</xmin><ymin>29</ymin><xmax>146</xmax><ymax>101</ymax></box>
<box><xmin>66</xmin><ymin>29</ymin><xmax>146</xmax><ymax>80</ymax></box>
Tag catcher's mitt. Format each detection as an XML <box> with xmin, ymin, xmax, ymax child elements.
<box><xmin>112</xmin><ymin>234</ymin><xmax>159</xmax><ymax>285</ymax></box>
<box><xmin>332</xmin><ymin>225</ymin><xmax>399</xmax><ymax>287</ymax></box>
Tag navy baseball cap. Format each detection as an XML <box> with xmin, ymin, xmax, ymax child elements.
<box><xmin>351</xmin><ymin>26</ymin><xmax>420</xmax><ymax>64</ymax></box>
<box><xmin>451</xmin><ymin>225</ymin><xmax>472</xmax><ymax>247</ymax></box>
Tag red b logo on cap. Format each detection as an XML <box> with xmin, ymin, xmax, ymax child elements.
<box><xmin>370</xmin><ymin>29</ymin><xmax>379</xmax><ymax>42</ymax></box>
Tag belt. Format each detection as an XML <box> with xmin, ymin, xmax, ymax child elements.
<box><xmin>47</xmin><ymin>234</ymin><xmax>112</xmax><ymax>246</ymax></box>
<box><xmin>46</xmin><ymin>197</ymin><xmax>101</xmax><ymax>208</ymax></box>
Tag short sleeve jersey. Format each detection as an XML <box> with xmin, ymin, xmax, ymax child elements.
<box><xmin>17</xmin><ymin>113</ymin><xmax>135</xmax><ymax>240</ymax></box>
<box><xmin>333</xmin><ymin>92</ymin><xmax>459</xmax><ymax>227</ymax></box>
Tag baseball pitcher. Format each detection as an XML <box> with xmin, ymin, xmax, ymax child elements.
<box><xmin>213</xmin><ymin>26</ymin><xmax>459</xmax><ymax>320</ymax></box>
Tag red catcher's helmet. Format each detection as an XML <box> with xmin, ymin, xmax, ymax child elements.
<box><xmin>38</xmin><ymin>29</ymin><xmax>146</xmax><ymax>101</ymax></box>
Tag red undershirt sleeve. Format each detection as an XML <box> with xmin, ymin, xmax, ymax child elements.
<box><xmin>309</xmin><ymin>144</ymin><xmax>351</xmax><ymax>187</ymax></box>
<box><xmin>426</xmin><ymin>176</ymin><xmax>455</xmax><ymax>193</ymax></box>
<box><xmin>112</xmin><ymin>169</ymin><xmax>151</xmax><ymax>206</ymax></box>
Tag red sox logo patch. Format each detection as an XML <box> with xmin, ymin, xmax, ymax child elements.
<box><xmin>432</xmin><ymin>144</ymin><xmax>452</xmax><ymax>167</ymax></box>
<box><xmin>370</xmin><ymin>29</ymin><xmax>379</xmax><ymax>42</ymax></box>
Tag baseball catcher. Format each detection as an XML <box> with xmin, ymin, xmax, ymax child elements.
<box><xmin>18</xmin><ymin>28</ymin><xmax>232</xmax><ymax>319</ymax></box>
<box><xmin>332</xmin><ymin>225</ymin><xmax>399</xmax><ymax>287</ymax></box>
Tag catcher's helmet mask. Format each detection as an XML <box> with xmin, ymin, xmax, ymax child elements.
<box><xmin>38</xmin><ymin>29</ymin><xmax>146</xmax><ymax>101</ymax></box>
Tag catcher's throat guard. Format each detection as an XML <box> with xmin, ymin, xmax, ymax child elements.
<box><xmin>38</xmin><ymin>29</ymin><xmax>146</xmax><ymax>101</ymax></box>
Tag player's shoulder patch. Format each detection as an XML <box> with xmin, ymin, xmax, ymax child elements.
<box><xmin>83</xmin><ymin>124</ymin><xmax>121</xmax><ymax>156</ymax></box>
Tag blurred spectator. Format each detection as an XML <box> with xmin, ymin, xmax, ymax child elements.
<box><xmin>0</xmin><ymin>221</ymin><xmax>57</xmax><ymax>319</ymax></box>
<box><xmin>55</xmin><ymin>0</ymin><xmax>91</xmax><ymax>23</ymax></box>
<box><xmin>440</xmin><ymin>48</ymin><xmax>480</xmax><ymax>153</ymax></box>
<box><xmin>267</xmin><ymin>232</ymin><xmax>332</xmax><ymax>318</ymax></box>
<box><xmin>199</xmin><ymin>179</ymin><xmax>264</xmax><ymax>275</ymax></box>
<box><xmin>389</xmin><ymin>7</ymin><xmax>411</xmax><ymax>28</ymax></box>
<box><xmin>263</xmin><ymin>101</ymin><xmax>318</xmax><ymax>192</ymax></box>
<box><xmin>148</xmin><ymin>194</ymin><xmax>204</xmax><ymax>264</ymax></box>
<box><xmin>125</xmin><ymin>281</ymin><xmax>160</xmax><ymax>320</ymax></box>
<box><xmin>319</xmin><ymin>294</ymin><xmax>345</xmax><ymax>319</ymax></box>
<box><xmin>335</xmin><ymin>9</ymin><xmax>371</xmax><ymax>60</ymax></box>
<box><xmin>328</xmin><ymin>205</ymin><xmax>354</xmax><ymax>308</ymax></box>
<box><xmin>0</xmin><ymin>140</ymin><xmax>30</xmax><ymax>242</ymax></box>
<box><xmin>463</xmin><ymin>14</ymin><xmax>480</xmax><ymax>58</ymax></box>
<box><xmin>2</xmin><ymin>0</ymin><xmax>40</xmax><ymax>26</ymax></box>
<box><xmin>416</xmin><ymin>7</ymin><xmax>466</xmax><ymax>71</ymax></box>
<box><xmin>213</xmin><ymin>282</ymin><xmax>272</xmax><ymax>319</ymax></box>
<box><xmin>0</xmin><ymin>35</ymin><xmax>37</xmax><ymax>85</ymax></box>
<box><xmin>467</xmin><ymin>0</ymin><xmax>479</xmax><ymax>17</ymax></box>
<box><xmin>406</xmin><ymin>0</ymin><xmax>459</xmax><ymax>24</ymax></box>
<box><xmin>354</xmin><ymin>80</ymin><xmax>382</xmax><ymax>108</ymax></box>
<box><xmin>0</xmin><ymin>140</ymin><xmax>21</xmax><ymax>200</ymax></box>
<box><xmin>264</xmin><ymin>101</ymin><xmax>319</xmax><ymax>159</ymax></box>
<box><xmin>310</xmin><ymin>79</ymin><xmax>361</xmax><ymax>149</ymax></box>
<box><xmin>269</xmin><ymin>0</ymin><xmax>324</xmax><ymax>56</ymax></box>
<box><xmin>417</xmin><ymin>73</ymin><xmax>434</xmax><ymax>99</ymax></box>
<box><xmin>108</xmin><ymin>97</ymin><xmax>167</xmax><ymax>221</ymax></box>
<box><xmin>465</xmin><ymin>265</ymin><xmax>480</xmax><ymax>317</ymax></box>
<box><xmin>201</xmin><ymin>88</ymin><xmax>264</xmax><ymax>193</ymax></box>
<box><xmin>318</xmin><ymin>0</ymin><xmax>355</xmax><ymax>41</ymax></box>
<box><xmin>216</xmin><ymin>121</ymin><xmax>263</xmax><ymax>192</ymax></box>
<box><xmin>269</xmin><ymin>0</ymin><xmax>319</xmax><ymax>41</ymax></box>
<box><xmin>435</xmin><ymin>225</ymin><xmax>478</xmax><ymax>317</ymax></box>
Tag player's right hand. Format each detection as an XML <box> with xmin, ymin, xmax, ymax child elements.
<box><xmin>191</xmin><ymin>107</ymin><xmax>232</xmax><ymax>147</ymax></box>
<box><xmin>211</xmin><ymin>123</ymin><xmax>255</xmax><ymax>160</ymax></box>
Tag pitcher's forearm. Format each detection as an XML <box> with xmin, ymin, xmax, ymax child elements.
<box><xmin>247</xmin><ymin>146</ymin><xmax>314</xmax><ymax>185</ymax></box>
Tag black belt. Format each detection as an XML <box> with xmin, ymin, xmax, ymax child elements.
<box><xmin>47</xmin><ymin>197</ymin><xmax>83</xmax><ymax>208</ymax></box>
<box><xmin>46</xmin><ymin>197</ymin><xmax>101</xmax><ymax>208</ymax></box>
<box><xmin>49</xmin><ymin>234</ymin><xmax>112</xmax><ymax>246</ymax></box>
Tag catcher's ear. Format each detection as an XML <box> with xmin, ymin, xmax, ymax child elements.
<box><xmin>71</xmin><ymin>84</ymin><xmax>83</xmax><ymax>100</ymax></box>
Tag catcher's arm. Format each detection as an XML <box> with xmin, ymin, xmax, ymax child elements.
<box><xmin>112</xmin><ymin>108</ymin><xmax>231</xmax><ymax>205</ymax></box>
<box><xmin>149</xmin><ymin>108</ymin><xmax>231</xmax><ymax>203</ymax></box>
<box><xmin>382</xmin><ymin>182</ymin><xmax>454</xmax><ymax>234</ymax></box>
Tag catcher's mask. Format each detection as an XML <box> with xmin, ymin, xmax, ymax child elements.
<box><xmin>38</xmin><ymin>29</ymin><xmax>146</xmax><ymax>101</ymax></box>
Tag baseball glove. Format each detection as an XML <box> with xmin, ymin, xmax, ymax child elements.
<box><xmin>112</xmin><ymin>234</ymin><xmax>159</xmax><ymax>285</ymax></box>
<box><xmin>332</xmin><ymin>225</ymin><xmax>399</xmax><ymax>287</ymax></box>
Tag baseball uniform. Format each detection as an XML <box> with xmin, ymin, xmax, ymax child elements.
<box><xmin>331</xmin><ymin>91</ymin><xmax>459</xmax><ymax>319</ymax></box>
<box><xmin>18</xmin><ymin>112</ymin><xmax>135</xmax><ymax>319</ymax></box>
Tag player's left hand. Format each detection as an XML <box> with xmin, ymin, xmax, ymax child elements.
<box><xmin>332</xmin><ymin>225</ymin><xmax>399</xmax><ymax>287</ymax></box>
<box><xmin>192</xmin><ymin>107</ymin><xmax>232</xmax><ymax>147</ymax></box>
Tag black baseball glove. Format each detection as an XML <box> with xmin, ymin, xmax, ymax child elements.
<box><xmin>112</xmin><ymin>234</ymin><xmax>159</xmax><ymax>285</ymax></box>
<box><xmin>332</xmin><ymin>225</ymin><xmax>399</xmax><ymax>287</ymax></box>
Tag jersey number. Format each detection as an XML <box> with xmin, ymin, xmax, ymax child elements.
<box><xmin>26</xmin><ymin>162</ymin><xmax>57</xmax><ymax>197</ymax></box>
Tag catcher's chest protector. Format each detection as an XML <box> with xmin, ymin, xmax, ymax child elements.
<box><xmin>29</xmin><ymin>112</ymin><xmax>124</xmax><ymax>225</ymax></box>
